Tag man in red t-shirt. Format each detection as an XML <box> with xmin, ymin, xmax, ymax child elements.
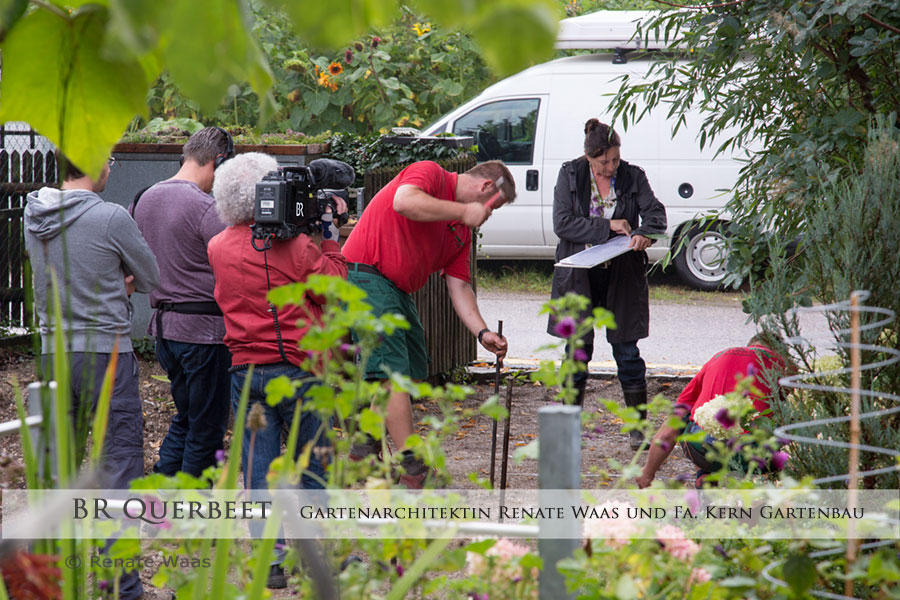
<box><xmin>342</xmin><ymin>160</ymin><xmax>516</xmax><ymax>488</ymax></box>
<box><xmin>635</xmin><ymin>335</ymin><xmax>790</xmax><ymax>488</ymax></box>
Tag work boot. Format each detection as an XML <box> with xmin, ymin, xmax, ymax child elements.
<box><xmin>622</xmin><ymin>386</ymin><xmax>648</xmax><ymax>451</ymax></box>
<box><xmin>349</xmin><ymin>433</ymin><xmax>382</xmax><ymax>462</ymax></box>
<box><xmin>396</xmin><ymin>452</ymin><xmax>431</xmax><ymax>489</ymax></box>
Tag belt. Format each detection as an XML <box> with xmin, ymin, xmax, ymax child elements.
<box><xmin>155</xmin><ymin>301</ymin><xmax>222</xmax><ymax>342</ymax></box>
<box><xmin>349</xmin><ymin>263</ymin><xmax>382</xmax><ymax>277</ymax></box>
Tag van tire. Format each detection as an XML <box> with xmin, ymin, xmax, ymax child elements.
<box><xmin>673</xmin><ymin>221</ymin><xmax>729</xmax><ymax>291</ymax></box>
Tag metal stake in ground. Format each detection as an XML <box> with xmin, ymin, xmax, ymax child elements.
<box><xmin>489</xmin><ymin>320</ymin><xmax>503</xmax><ymax>488</ymax></box>
<box><xmin>499</xmin><ymin>379</ymin><xmax>514</xmax><ymax>520</ymax></box>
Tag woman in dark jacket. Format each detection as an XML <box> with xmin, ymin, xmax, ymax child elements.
<box><xmin>547</xmin><ymin>119</ymin><xmax>667</xmax><ymax>450</ymax></box>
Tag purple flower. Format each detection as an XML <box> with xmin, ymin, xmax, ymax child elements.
<box><xmin>371</xmin><ymin>36</ymin><xmax>381</xmax><ymax>48</ymax></box>
<box><xmin>776</xmin><ymin>437</ymin><xmax>790</xmax><ymax>448</ymax></box>
<box><xmin>395</xmin><ymin>563</ymin><xmax>404</xmax><ymax>577</ymax></box>
<box><xmin>746</xmin><ymin>363</ymin><xmax>757</xmax><ymax>378</ymax></box>
<box><xmin>98</xmin><ymin>581</ymin><xmax>109</xmax><ymax>591</ymax></box>
<box><xmin>340</xmin><ymin>343</ymin><xmax>355</xmax><ymax>353</ymax></box>
<box><xmin>752</xmin><ymin>457</ymin><xmax>767</xmax><ymax>470</ymax></box>
<box><xmin>215</xmin><ymin>449</ymin><xmax>226</xmax><ymax>464</ymax></box>
<box><xmin>675</xmin><ymin>473</ymin><xmax>693</xmax><ymax>483</ymax></box>
<box><xmin>715</xmin><ymin>408</ymin><xmax>736</xmax><ymax>429</ymax></box>
<box><xmin>593</xmin><ymin>425</ymin><xmax>604</xmax><ymax>435</ymax></box>
<box><xmin>714</xmin><ymin>544</ymin><xmax>728</xmax><ymax>558</ymax></box>
<box><xmin>555</xmin><ymin>317</ymin><xmax>576</xmax><ymax>338</ymax></box>
<box><xmin>573</xmin><ymin>349</ymin><xmax>588</xmax><ymax>362</ymax></box>
<box><xmin>770</xmin><ymin>451</ymin><xmax>790</xmax><ymax>471</ymax></box>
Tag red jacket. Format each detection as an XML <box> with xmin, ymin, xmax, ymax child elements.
<box><xmin>208</xmin><ymin>226</ymin><xmax>347</xmax><ymax>367</ymax></box>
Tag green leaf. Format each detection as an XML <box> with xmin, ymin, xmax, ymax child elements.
<box><xmin>160</xmin><ymin>0</ymin><xmax>273</xmax><ymax>114</ymax></box>
<box><xmin>263</xmin><ymin>0</ymin><xmax>395</xmax><ymax>48</ymax></box>
<box><xmin>471</xmin><ymin>2</ymin><xmax>557</xmax><ymax>77</ymax></box>
<box><xmin>782</xmin><ymin>554</ymin><xmax>817</xmax><ymax>595</ymax></box>
<box><xmin>264</xmin><ymin>375</ymin><xmax>295</xmax><ymax>406</ymax></box>
<box><xmin>479</xmin><ymin>395</ymin><xmax>508</xmax><ymax>421</ymax></box>
<box><xmin>512</xmin><ymin>438</ymin><xmax>538</xmax><ymax>464</ymax></box>
<box><xmin>307</xmin><ymin>90</ymin><xmax>330</xmax><ymax>116</ymax></box>
<box><xmin>0</xmin><ymin>5</ymin><xmax>147</xmax><ymax>178</ymax></box>
<box><xmin>0</xmin><ymin>0</ymin><xmax>27</xmax><ymax>41</ymax></box>
<box><xmin>615</xmin><ymin>573</ymin><xmax>639</xmax><ymax>600</ymax></box>
<box><xmin>359</xmin><ymin>408</ymin><xmax>384</xmax><ymax>439</ymax></box>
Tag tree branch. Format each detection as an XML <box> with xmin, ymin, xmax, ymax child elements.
<box><xmin>861</xmin><ymin>12</ymin><xmax>900</xmax><ymax>36</ymax></box>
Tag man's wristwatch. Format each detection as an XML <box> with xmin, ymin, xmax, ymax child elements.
<box><xmin>477</xmin><ymin>328</ymin><xmax>490</xmax><ymax>344</ymax></box>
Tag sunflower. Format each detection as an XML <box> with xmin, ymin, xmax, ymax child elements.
<box><xmin>328</xmin><ymin>61</ymin><xmax>343</xmax><ymax>76</ymax></box>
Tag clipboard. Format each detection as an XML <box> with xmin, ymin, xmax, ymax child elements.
<box><xmin>554</xmin><ymin>235</ymin><xmax>632</xmax><ymax>268</ymax></box>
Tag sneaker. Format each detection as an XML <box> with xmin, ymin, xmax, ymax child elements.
<box><xmin>398</xmin><ymin>470</ymin><xmax>429</xmax><ymax>490</ymax></box>
<box><xmin>349</xmin><ymin>434</ymin><xmax>382</xmax><ymax>462</ymax></box>
<box><xmin>266</xmin><ymin>564</ymin><xmax>287</xmax><ymax>589</ymax></box>
<box><xmin>629</xmin><ymin>430</ymin><xmax>645</xmax><ymax>451</ymax></box>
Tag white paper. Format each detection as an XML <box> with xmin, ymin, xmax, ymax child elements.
<box><xmin>554</xmin><ymin>235</ymin><xmax>632</xmax><ymax>268</ymax></box>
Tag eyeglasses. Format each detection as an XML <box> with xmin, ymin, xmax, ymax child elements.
<box><xmin>448</xmin><ymin>224</ymin><xmax>465</xmax><ymax>249</ymax></box>
<box><xmin>108</xmin><ymin>157</ymin><xmax>118</xmax><ymax>167</ymax></box>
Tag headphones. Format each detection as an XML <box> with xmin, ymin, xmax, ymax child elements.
<box><xmin>179</xmin><ymin>126</ymin><xmax>235</xmax><ymax>169</ymax></box>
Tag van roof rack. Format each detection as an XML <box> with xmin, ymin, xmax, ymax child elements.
<box><xmin>555</xmin><ymin>10</ymin><xmax>680</xmax><ymax>50</ymax></box>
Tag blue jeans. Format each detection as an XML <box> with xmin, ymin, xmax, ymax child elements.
<box><xmin>231</xmin><ymin>363</ymin><xmax>329</xmax><ymax>564</ymax></box>
<box><xmin>568</xmin><ymin>339</ymin><xmax>646</xmax><ymax>390</ymax></box>
<box><xmin>154</xmin><ymin>339</ymin><xmax>232</xmax><ymax>478</ymax></box>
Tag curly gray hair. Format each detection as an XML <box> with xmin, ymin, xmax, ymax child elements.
<box><xmin>212</xmin><ymin>152</ymin><xmax>279</xmax><ymax>226</ymax></box>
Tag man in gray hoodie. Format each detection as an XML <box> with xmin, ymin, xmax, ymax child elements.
<box><xmin>25</xmin><ymin>151</ymin><xmax>159</xmax><ymax>600</ymax></box>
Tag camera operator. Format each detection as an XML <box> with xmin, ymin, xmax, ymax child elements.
<box><xmin>132</xmin><ymin>126</ymin><xmax>234</xmax><ymax>479</ymax></box>
<box><xmin>207</xmin><ymin>152</ymin><xmax>347</xmax><ymax>589</ymax></box>
<box><xmin>342</xmin><ymin>159</ymin><xmax>515</xmax><ymax>489</ymax></box>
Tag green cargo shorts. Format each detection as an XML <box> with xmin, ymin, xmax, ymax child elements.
<box><xmin>348</xmin><ymin>265</ymin><xmax>430</xmax><ymax>381</ymax></box>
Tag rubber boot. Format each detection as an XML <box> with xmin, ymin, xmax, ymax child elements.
<box><xmin>622</xmin><ymin>386</ymin><xmax>648</xmax><ymax>451</ymax></box>
<box><xmin>573</xmin><ymin>379</ymin><xmax>587</xmax><ymax>408</ymax></box>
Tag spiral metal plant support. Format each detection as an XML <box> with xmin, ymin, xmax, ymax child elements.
<box><xmin>761</xmin><ymin>290</ymin><xmax>900</xmax><ymax>600</ymax></box>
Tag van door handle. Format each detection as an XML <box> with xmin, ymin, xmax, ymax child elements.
<box><xmin>526</xmin><ymin>170</ymin><xmax>538</xmax><ymax>191</ymax></box>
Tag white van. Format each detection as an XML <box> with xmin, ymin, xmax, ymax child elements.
<box><xmin>422</xmin><ymin>11</ymin><xmax>745</xmax><ymax>290</ymax></box>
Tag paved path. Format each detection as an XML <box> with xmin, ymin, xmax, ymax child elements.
<box><xmin>475</xmin><ymin>291</ymin><xmax>832</xmax><ymax>376</ymax></box>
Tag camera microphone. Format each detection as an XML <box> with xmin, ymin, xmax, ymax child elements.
<box><xmin>307</xmin><ymin>158</ymin><xmax>355</xmax><ymax>189</ymax></box>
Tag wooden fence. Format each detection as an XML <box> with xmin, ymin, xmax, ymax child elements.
<box><xmin>363</xmin><ymin>155</ymin><xmax>479</xmax><ymax>379</ymax></box>
<box><xmin>0</xmin><ymin>129</ymin><xmax>56</xmax><ymax>341</ymax></box>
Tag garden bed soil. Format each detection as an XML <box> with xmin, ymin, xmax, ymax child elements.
<box><xmin>0</xmin><ymin>347</ymin><xmax>694</xmax><ymax>598</ymax></box>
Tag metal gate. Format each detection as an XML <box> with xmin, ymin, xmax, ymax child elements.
<box><xmin>0</xmin><ymin>123</ymin><xmax>56</xmax><ymax>344</ymax></box>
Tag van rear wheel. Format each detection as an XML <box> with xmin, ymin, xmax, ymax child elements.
<box><xmin>673</xmin><ymin>221</ymin><xmax>729</xmax><ymax>291</ymax></box>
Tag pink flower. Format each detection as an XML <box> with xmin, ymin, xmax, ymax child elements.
<box><xmin>573</xmin><ymin>349</ymin><xmax>588</xmax><ymax>362</ymax></box>
<box><xmin>395</xmin><ymin>563</ymin><xmax>404</xmax><ymax>577</ymax></box>
<box><xmin>683</xmin><ymin>489</ymin><xmax>700</xmax><ymax>515</ymax></box>
<box><xmin>770</xmin><ymin>450</ymin><xmax>789</xmax><ymax>471</ymax></box>
<box><xmin>345</xmin><ymin>49</ymin><xmax>354</xmax><ymax>64</ymax></box>
<box><xmin>555</xmin><ymin>317</ymin><xmax>576</xmax><ymax>338</ymax></box>
<box><xmin>688</xmin><ymin>567</ymin><xmax>712</xmax><ymax>586</ymax></box>
<box><xmin>714</xmin><ymin>407</ymin><xmax>736</xmax><ymax>429</ymax></box>
<box><xmin>371</xmin><ymin>36</ymin><xmax>381</xmax><ymax>48</ymax></box>
<box><xmin>656</xmin><ymin>525</ymin><xmax>700</xmax><ymax>561</ymax></box>
<box><xmin>583</xmin><ymin>502</ymin><xmax>637</xmax><ymax>548</ymax></box>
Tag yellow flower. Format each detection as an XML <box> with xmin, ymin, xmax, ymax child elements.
<box><xmin>328</xmin><ymin>61</ymin><xmax>343</xmax><ymax>76</ymax></box>
<box><xmin>413</xmin><ymin>22</ymin><xmax>431</xmax><ymax>37</ymax></box>
<box><xmin>364</xmin><ymin>69</ymin><xmax>372</xmax><ymax>79</ymax></box>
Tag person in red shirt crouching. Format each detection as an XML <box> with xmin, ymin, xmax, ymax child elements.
<box><xmin>635</xmin><ymin>335</ymin><xmax>793</xmax><ymax>489</ymax></box>
<box><xmin>207</xmin><ymin>152</ymin><xmax>348</xmax><ymax>588</ymax></box>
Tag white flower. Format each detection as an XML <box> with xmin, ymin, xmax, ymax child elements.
<box><xmin>693</xmin><ymin>394</ymin><xmax>751</xmax><ymax>439</ymax></box>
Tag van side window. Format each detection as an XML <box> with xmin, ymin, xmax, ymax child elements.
<box><xmin>452</xmin><ymin>99</ymin><xmax>540</xmax><ymax>164</ymax></box>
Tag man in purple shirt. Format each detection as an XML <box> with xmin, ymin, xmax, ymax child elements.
<box><xmin>133</xmin><ymin>127</ymin><xmax>234</xmax><ymax>478</ymax></box>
